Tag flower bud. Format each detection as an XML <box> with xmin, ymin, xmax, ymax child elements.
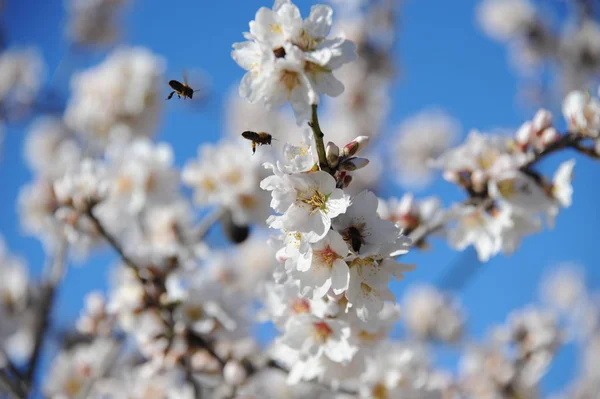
<box><xmin>532</xmin><ymin>109</ymin><xmax>552</xmax><ymax>132</ymax></box>
<box><xmin>515</xmin><ymin>121</ymin><xmax>533</xmax><ymax>145</ymax></box>
<box><xmin>342</xmin><ymin>136</ymin><xmax>369</xmax><ymax>157</ymax></box>
<box><xmin>540</xmin><ymin>127</ymin><xmax>559</xmax><ymax>148</ymax></box>
<box><xmin>339</xmin><ymin>157</ymin><xmax>369</xmax><ymax>171</ymax></box>
<box><xmin>326</xmin><ymin>142</ymin><xmax>340</xmax><ymax>168</ymax></box>
<box><xmin>224</xmin><ymin>360</ymin><xmax>248</xmax><ymax>386</ymax></box>
<box><xmin>342</xmin><ymin>174</ymin><xmax>353</xmax><ymax>188</ymax></box>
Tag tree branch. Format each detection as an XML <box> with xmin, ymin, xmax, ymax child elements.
<box><xmin>308</xmin><ymin>104</ymin><xmax>332</xmax><ymax>174</ymax></box>
<box><xmin>85</xmin><ymin>208</ymin><xmax>141</xmax><ymax>273</ymax></box>
<box><xmin>25</xmin><ymin>239</ymin><xmax>68</xmax><ymax>391</ymax></box>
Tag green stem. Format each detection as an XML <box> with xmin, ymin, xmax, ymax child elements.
<box><xmin>308</xmin><ymin>104</ymin><xmax>332</xmax><ymax>174</ymax></box>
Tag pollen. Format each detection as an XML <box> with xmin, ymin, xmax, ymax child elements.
<box><xmin>238</xmin><ymin>194</ymin><xmax>258</xmax><ymax>210</ymax></box>
<box><xmin>476</xmin><ymin>149</ymin><xmax>499</xmax><ymax>170</ymax></box>
<box><xmin>496</xmin><ymin>179</ymin><xmax>516</xmax><ymax>198</ymax></box>
<box><xmin>312</xmin><ymin>321</ymin><xmax>333</xmax><ymax>343</ymax></box>
<box><xmin>291</xmin><ymin>298</ymin><xmax>311</xmax><ymax>314</ymax></box>
<box><xmin>116</xmin><ymin>175</ymin><xmax>134</xmax><ymax>193</ymax></box>
<box><xmin>269</xmin><ymin>24</ymin><xmax>282</xmax><ymax>33</ymax></box>
<box><xmin>358</xmin><ymin>330</ymin><xmax>381</xmax><ymax>342</ymax></box>
<box><xmin>280</xmin><ymin>70</ymin><xmax>300</xmax><ymax>92</ymax></box>
<box><xmin>200</xmin><ymin>177</ymin><xmax>217</xmax><ymax>192</ymax></box>
<box><xmin>185</xmin><ymin>305</ymin><xmax>204</xmax><ymax>321</ymax></box>
<box><xmin>360</xmin><ymin>282</ymin><xmax>373</xmax><ymax>296</ymax></box>
<box><xmin>372</xmin><ymin>383</ymin><xmax>388</xmax><ymax>399</ymax></box>
<box><xmin>299</xmin><ymin>189</ymin><xmax>329</xmax><ymax>214</ymax></box>
<box><xmin>316</xmin><ymin>247</ymin><xmax>340</xmax><ymax>267</ymax></box>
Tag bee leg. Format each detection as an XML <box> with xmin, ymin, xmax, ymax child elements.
<box><xmin>252</xmin><ymin>142</ymin><xmax>256</xmax><ymax>155</ymax></box>
<box><xmin>166</xmin><ymin>91</ymin><xmax>175</xmax><ymax>100</ymax></box>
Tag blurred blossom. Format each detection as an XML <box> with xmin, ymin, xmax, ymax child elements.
<box><xmin>393</xmin><ymin>109</ymin><xmax>460</xmax><ymax>190</ymax></box>
<box><xmin>182</xmin><ymin>140</ymin><xmax>271</xmax><ymax>226</ymax></box>
<box><xmin>477</xmin><ymin>0</ymin><xmax>537</xmax><ymax>42</ymax></box>
<box><xmin>0</xmin><ymin>236</ymin><xmax>35</xmax><ymax>362</ymax></box>
<box><xmin>559</xmin><ymin>20</ymin><xmax>600</xmax><ymax>92</ymax></box>
<box><xmin>359</xmin><ymin>342</ymin><xmax>453</xmax><ymax>399</ymax></box>
<box><xmin>66</xmin><ymin>0</ymin><xmax>129</xmax><ymax>46</ymax></box>
<box><xmin>541</xmin><ymin>266</ymin><xmax>586</xmax><ymax>311</ymax></box>
<box><xmin>0</xmin><ymin>47</ymin><xmax>45</xmax><ymax>112</ymax></box>
<box><xmin>44</xmin><ymin>338</ymin><xmax>118</xmax><ymax>398</ymax></box>
<box><xmin>94</xmin><ymin>368</ymin><xmax>195</xmax><ymax>399</ymax></box>
<box><xmin>24</xmin><ymin>117</ymin><xmax>81</xmax><ymax>179</ymax></box>
<box><xmin>401</xmin><ymin>285</ymin><xmax>465</xmax><ymax>343</ymax></box>
<box><xmin>64</xmin><ymin>47</ymin><xmax>165</xmax><ymax>150</ymax></box>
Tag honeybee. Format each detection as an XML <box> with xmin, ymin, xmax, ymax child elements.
<box><xmin>241</xmin><ymin>131</ymin><xmax>274</xmax><ymax>154</ymax></box>
<box><xmin>343</xmin><ymin>226</ymin><xmax>364</xmax><ymax>253</ymax></box>
<box><xmin>166</xmin><ymin>70</ymin><xmax>201</xmax><ymax>100</ymax></box>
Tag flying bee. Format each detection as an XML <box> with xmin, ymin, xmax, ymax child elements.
<box><xmin>241</xmin><ymin>131</ymin><xmax>274</xmax><ymax>154</ymax></box>
<box><xmin>166</xmin><ymin>70</ymin><xmax>201</xmax><ymax>100</ymax></box>
<box><xmin>343</xmin><ymin>226</ymin><xmax>364</xmax><ymax>253</ymax></box>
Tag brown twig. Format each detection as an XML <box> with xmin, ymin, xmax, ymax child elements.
<box><xmin>308</xmin><ymin>104</ymin><xmax>332</xmax><ymax>174</ymax></box>
<box><xmin>85</xmin><ymin>207</ymin><xmax>140</xmax><ymax>273</ymax></box>
<box><xmin>25</xmin><ymin>239</ymin><xmax>68</xmax><ymax>392</ymax></box>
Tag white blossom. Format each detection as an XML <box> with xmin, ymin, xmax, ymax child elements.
<box><xmin>45</xmin><ymin>338</ymin><xmax>118</xmax><ymax>398</ymax></box>
<box><xmin>402</xmin><ymin>285</ymin><xmax>465</xmax><ymax>343</ymax></box>
<box><xmin>182</xmin><ymin>140</ymin><xmax>271</xmax><ymax>225</ymax></box>
<box><xmin>562</xmin><ymin>90</ymin><xmax>600</xmax><ymax>138</ymax></box>
<box><xmin>24</xmin><ymin>117</ymin><xmax>81</xmax><ymax>179</ymax></box>
<box><xmin>393</xmin><ymin>109</ymin><xmax>459</xmax><ymax>190</ymax></box>
<box><xmin>232</xmin><ymin>0</ymin><xmax>357</xmax><ymax>124</ymax></box>
<box><xmin>64</xmin><ymin>47</ymin><xmax>165</xmax><ymax>149</ymax></box>
<box><xmin>291</xmin><ymin>229</ymin><xmax>350</xmax><ymax>299</ymax></box>
<box><xmin>261</xmin><ymin>169</ymin><xmax>349</xmax><ymax>242</ymax></box>
<box><xmin>0</xmin><ymin>47</ymin><xmax>45</xmax><ymax>108</ymax></box>
<box><xmin>66</xmin><ymin>0</ymin><xmax>129</xmax><ymax>46</ymax></box>
<box><xmin>477</xmin><ymin>0</ymin><xmax>536</xmax><ymax>42</ymax></box>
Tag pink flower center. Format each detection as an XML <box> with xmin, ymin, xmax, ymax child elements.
<box><xmin>313</xmin><ymin>321</ymin><xmax>333</xmax><ymax>343</ymax></box>
<box><xmin>316</xmin><ymin>247</ymin><xmax>339</xmax><ymax>267</ymax></box>
<box><xmin>291</xmin><ymin>299</ymin><xmax>311</xmax><ymax>314</ymax></box>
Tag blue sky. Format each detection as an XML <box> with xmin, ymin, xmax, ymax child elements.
<box><xmin>0</xmin><ymin>0</ymin><xmax>596</xmax><ymax>394</ymax></box>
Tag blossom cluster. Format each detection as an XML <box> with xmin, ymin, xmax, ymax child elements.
<box><xmin>432</xmin><ymin>106</ymin><xmax>577</xmax><ymax>261</ymax></box>
<box><xmin>477</xmin><ymin>0</ymin><xmax>600</xmax><ymax>96</ymax></box>
<box><xmin>232</xmin><ymin>0</ymin><xmax>357</xmax><ymax>124</ymax></box>
<box><xmin>3</xmin><ymin>0</ymin><xmax>600</xmax><ymax>398</ymax></box>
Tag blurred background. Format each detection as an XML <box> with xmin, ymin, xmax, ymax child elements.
<box><xmin>1</xmin><ymin>0</ymin><xmax>599</xmax><ymax>395</ymax></box>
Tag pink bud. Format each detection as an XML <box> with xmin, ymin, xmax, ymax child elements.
<box><xmin>339</xmin><ymin>157</ymin><xmax>369</xmax><ymax>171</ymax></box>
<box><xmin>532</xmin><ymin>109</ymin><xmax>552</xmax><ymax>132</ymax></box>
<box><xmin>326</xmin><ymin>142</ymin><xmax>340</xmax><ymax>168</ymax></box>
<box><xmin>342</xmin><ymin>136</ymin><xmax>370</xmax><ymax>157</ymax></box>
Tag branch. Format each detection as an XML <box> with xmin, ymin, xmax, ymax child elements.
<box><xmin>0</xmin><ymin>369</ymin><xmax>25</xmax><ymax>399</ymax></box>
<box><xmin>85</xmin><ymin>207</ymin><xmax>141</xmax><ymax>273</ymax></box>
<box><xmin>524</xmin><ymin>133</ymin><xmax>583</xmax><ymax>168</ymax></box>
<box><xmin>190</xmin><ymin>207</ymin><xmax>226</xmax><ymax>243</ymax></box>
<box><xmin>25</xmin><ymin>239</ymin><xmax>68</xmax><ymax>390</ymax></box>
<box><xmin>308</xmin><ymin>104</ymin><xmax>332</xmax><ymax>174</ymax></box>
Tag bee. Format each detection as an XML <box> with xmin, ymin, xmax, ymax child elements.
<box><xmin>343</xmin><ymin>226</ymin><xmax>364</xmax><ymax>253</ymax></box>
<box><xmin>166</xmin><ymin>70</ymin><xmax>201</xmax><ymax>100</ymax></box>
<box><xmin>241</xmin><ymin>131</ymin><xmax>274</xmax><ymax>154</ymax></box>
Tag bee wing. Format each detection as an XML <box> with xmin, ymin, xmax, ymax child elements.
<box><xmin>182</xmin><ymin>69</ymin><xmax>189</xmax><ymax>85</ymax></box>
<box><xmin>169</xmin><ymin>80</ymin><xmax>184</xmax><ymax>91</ymax></box>
<box><xmin>242</xmin><ymin>131</ymin><xmax>258</xmax><ymax>140</ymax></box>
